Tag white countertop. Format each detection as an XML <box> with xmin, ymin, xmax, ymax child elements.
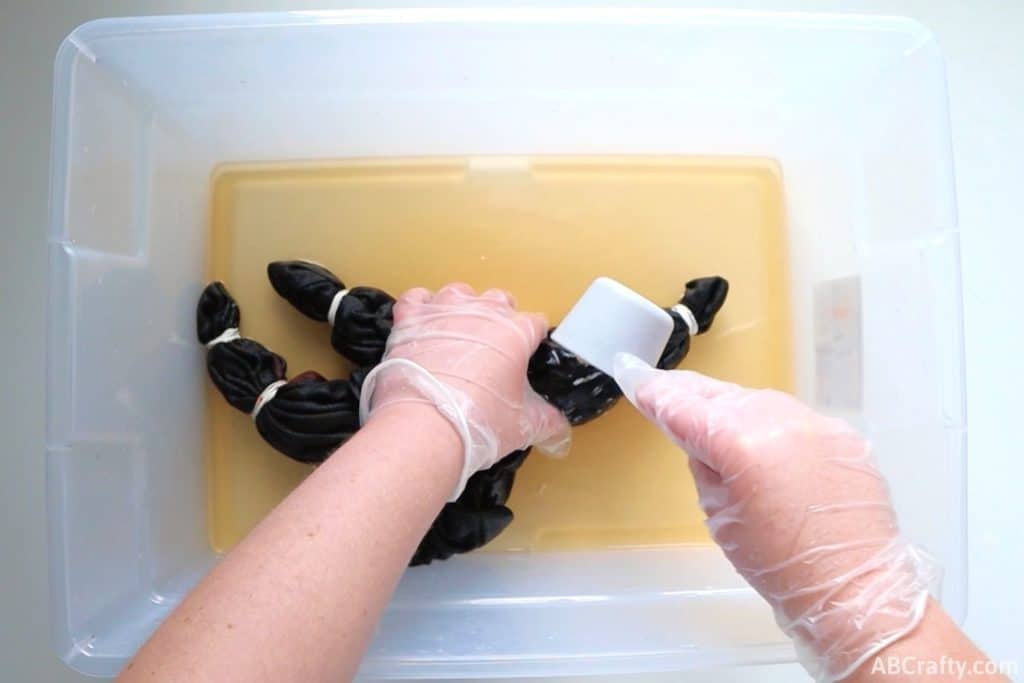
<box><xmin>1</xmin><ymin>1</ymin><xmax>1020</xmax><ymax>680</ymax></box>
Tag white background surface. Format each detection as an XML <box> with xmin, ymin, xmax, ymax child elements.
<box><xmin>1</xmin><ymin>1</ymin><xmax>1021</xmax><ymax>681</ymax></box>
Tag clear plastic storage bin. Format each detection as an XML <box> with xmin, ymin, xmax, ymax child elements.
<box><xmin>47</xmin><ymin>10</ymin><xmax>965</xmax><ymax>678</ymax></box>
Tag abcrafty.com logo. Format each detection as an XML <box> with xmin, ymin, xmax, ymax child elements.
<box><xmin>871</xmin><ymin>655</ymin><xmax>1017</xmax><ymax>679</ymax></box>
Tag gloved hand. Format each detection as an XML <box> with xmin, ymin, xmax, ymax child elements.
<box><xmin>359</xmin><ymin>283</ymin><xmax>571</xmax><ymax>500</ymax></box>
<box><xmin>614</xmin><ymin>354</ymin><xmax>939</xmax><ymax>683</ymax></box>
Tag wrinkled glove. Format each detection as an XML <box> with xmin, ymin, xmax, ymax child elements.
<box><xmin>360</xmin><ymin>284</ymin><xmax>570</xmax><ymax>500</ymax></box>
<box><xmin>615</xmin><ymin>354</ymin><xmax>939</xmax><ymax>682</ymax></box>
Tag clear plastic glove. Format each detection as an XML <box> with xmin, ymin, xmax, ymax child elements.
<box><xmin>614</xmin><ymin>354</ymin><xmax>939</xmax><ymax>683</ymax></box>
<box><xmin>359</xmin><ymin>284</ymin><xmax>571</xmax><ymax>500</ymax></box>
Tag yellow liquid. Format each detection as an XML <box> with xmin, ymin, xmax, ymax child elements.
<box><xmin>206</xmin><ymin>156</ymin><xmax>792</xmax><ymax>553</ymax></box>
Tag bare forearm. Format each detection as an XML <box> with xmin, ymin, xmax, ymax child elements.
<box><xmin>845</xmin><ymin>599</ymin><xmax>1009</xmax><ymax>682</ymax></box>
<box><xmin>120</xmin><ymin>404</ymin><xmax>462</xmax><ymax>682</ymax></box>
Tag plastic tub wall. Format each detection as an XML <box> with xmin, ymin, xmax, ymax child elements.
<box><xmin>47</xmin><ymin>10</ymin><xmax>964</xmax><ymax>678</ymax></box>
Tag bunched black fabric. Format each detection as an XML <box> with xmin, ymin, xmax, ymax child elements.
<box><xmin>529</xmin><ymin>276</ymin><xmax>730</xmax><ymax>424</ymax></box>
<box><xmin>261</xmin><ymin>262</ymin><xmax>729</xmax><ymax>563</ymax></box>
<box><xmin>198</xmin><ymin>281</ymin><xmax>536</xmax><ymax>564</ymax></box>
<box><xmin>198</xmin><ymin>282</ymin><xmax>286</xmax><ymax>414</ymax></box>
<box><xmin>254</xmin><ymin>371</ymin><xmax>362</xmax><ymax>465</ymax></box>
<box><xmin>657</xmin><ymin>276</ymin><xmax>730</xmax><ymax>368</ymax></box>
<box><xmin>266</xmin><ymin>261</ymin><xmax>728</xmax><ymax>426</ymax></box>
<box><xmin>198</xmin><ymin>264</ymin><xmax>729</xmax><ymax>565</ymax></box>
<box><xmin>197</xmin><ymin>283</ymin><xmax>361</xmax><ymax>464</ymax></box>
<box><xmin>268</xmin><ymin>261</ymin><xmax>395</xmax><ymax>367</ymax></box>
<box><xmin>410</xmin><ymin>449</ymin><xmax>530</xmax><ymax>565</ymax></box>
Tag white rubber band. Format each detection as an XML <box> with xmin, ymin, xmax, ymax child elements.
<box><xmin>671</xmin><ymin>303</ymin><xmax>699</xmax><ymax>337</ymax></box>
<box><xmin>205</xmin><ymin>327</ymin><xmax>241</xmax><ymax>348</ymax></box>
<box><xmin>327</xmin><ymin>289</ymin><xmax>350</xmax><ymax>327</ymax></box>
<box><xmin>251</xmin><ymin>380</ymin><xmax>287</xmax><ymax>420</ymax></box>
<box><xmin>358</xmin><ymin>358</ymin><xmax>473</xmax><ymax>501</ymax></box>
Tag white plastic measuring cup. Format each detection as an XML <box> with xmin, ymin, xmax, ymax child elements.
<box><xmin>551</xmin><ymin>277</ymin><xmax>673</xmax><ymax>404</ymax></box>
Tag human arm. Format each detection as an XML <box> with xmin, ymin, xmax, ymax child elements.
<box><xmin>846</xmin><ymin>598</ymin><xmax>1006</xmax><ymax>682</ymax></box>
<box><xmin>121</xmin><ymin>284</ymin><xmax>568</xmax><ymax>682</ymax></box>
<box><xmin>120</xmin><ymin>403</ymin><xmax>463</xmax><ymax>682</ymax></box>
<box><xmin>614</xmin><ymin>356</ymin><xmax>1007</xmax><ymax>682</ymax></box>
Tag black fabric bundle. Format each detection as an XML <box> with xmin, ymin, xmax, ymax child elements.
<box><xmin>198</xmin><ymin>262</ymin><xmax>728</xmax><ymax>565</ymax></box>
<box><xmin>411</xmin><ymin>449</ymin><xmax>530</xmax><ymax>565</ymax></box>
<box><xmin>197</xmin><ymin>282</ymin><xmax>362</xmax><ymax>463</ymax></box>
<box><xmin>266</xmin><ymin>261</ymin><xmax>728</xmax><ymax>427</ymax></box>
<box><xmin>267</xmin><ymin>260</ymin><xmax>395</xmax><ymax>367</ymax></box>
<box><xmin>528</xmin><ymin>276</ymin><xmax>730</xmax><ymax>424</ymax></box>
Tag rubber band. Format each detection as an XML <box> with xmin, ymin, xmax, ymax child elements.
<box><xmin>327</xmin><ymin>289</ymin><xmax>350</xmax><ymax>327</ymax></box>
<box><xmin>205</xmin><ymin>327</ymin><xmax>240</xmax><ymax>348</ymax></box>
<box><xmin>251</xmin><ymin>379</ymin><xmax>287</xmax><ymax>420</ymax></box>
<box><xmin>672</xmin><ymin>303</ymin><xmax>699</xmax><ymax>337</ymax></box>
